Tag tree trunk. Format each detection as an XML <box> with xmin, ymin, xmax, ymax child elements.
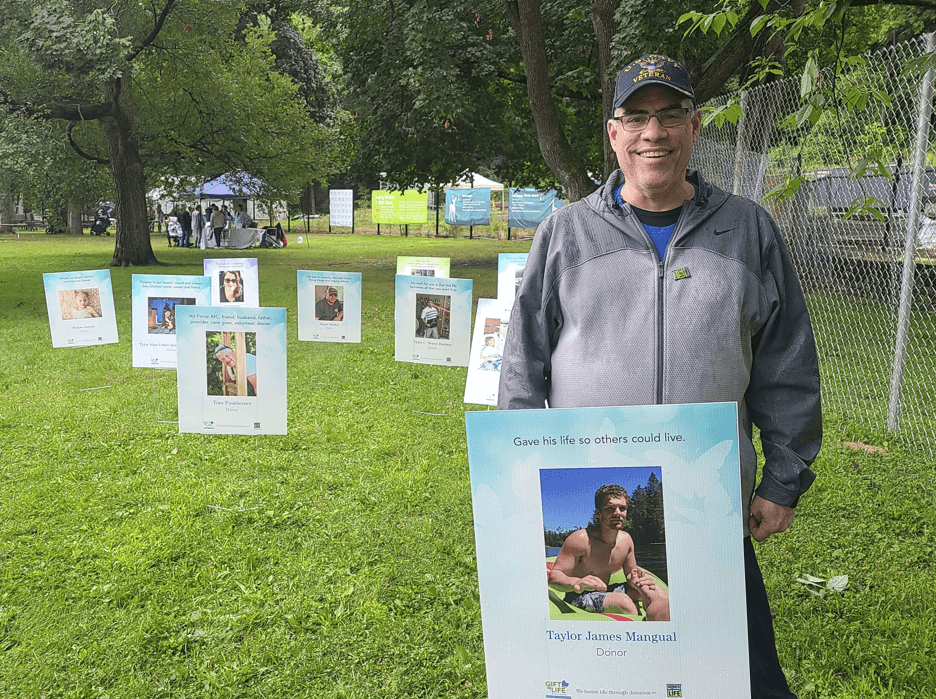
<box><xmin>101</xmin><ymin>78</ymin><xmax>160</xmax><ymax>266</ymax></box>
<box><xmin>66</xmin><ymin>204</ymin><xmax>83</xmax><ymax>235</ymax></box>
<box><xmin>508</xmin><ymin>0</ymin><xmax>596</xmax><ymax>202</ymax></box>
<box><xmin>0</xmin><ymin>196</ymin><xmax>14</xmax><ymax>234</ymax></box>
<box><xmin>589</xmin><ymin>0</ymin><xmax>620</xmax><ymax>181</ymax></box>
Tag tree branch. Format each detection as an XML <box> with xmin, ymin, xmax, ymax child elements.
<box><xmin>127</xmin><ymin>0</ymin><xmax>177</xmax><ymax>61</ymax></box>
<box><xmin>66</xmin><ymin>123</ymin><xmax>110</xmax><ymax>165</ymax></box>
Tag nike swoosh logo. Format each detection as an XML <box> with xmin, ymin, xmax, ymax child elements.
<box><xmin>713</xmin><ymin>228</ymin><xmax>734</xmax><ymax>236</ymax></box>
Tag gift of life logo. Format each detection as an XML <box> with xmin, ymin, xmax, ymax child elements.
<box><xmin>545</xmin><ymin>679</ymin><xmax>571</xmax><ymax>698</ymax></box>
<box><xmin>666</xmin><ymin>684</ymin><xmax>683</xmax><ymax>697</ymax></box>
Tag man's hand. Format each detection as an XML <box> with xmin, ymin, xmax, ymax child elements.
<box><xmin>748</xmin><ymin>495</ymin><xmax>795</xmax><ymax>542</ymax></box>
<box><xmin>572</xmin><ymin>576</ymin><xmax>607</xmax><ymax>593</ymax></box>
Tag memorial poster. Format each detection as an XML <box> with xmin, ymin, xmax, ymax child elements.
<box><xmin>445</xmin><ymin>188</ymin><xmax>491</xmax><ymax>226</ymax></box>
<box><xmin>463</xmin><ymin>298</ymin><xmax>512</xmax><ymax>406</ymax></box>
<box><xmin>465</xmin><ymin>403</ymin><xmax>750</xmax><ymax>699</ymax></box>
<box><xmin>394</xmin><ymin>275</ymin><xmax>472</xmax><ymax>366</ymax></box>
<box><xmin>43</xmin><ymin>269</ymin><xmax>119</xmax><ymax>348</ymax></box>
<box><xmin>297</xmin><ymin>270</ymin><xmax>362</xmax><ymax>343</ymax></box>
<box><xmin>508</xmin><ymin>188</ymin><xmax>564</xmax><ymax>229</ymax></box>
<box><xmin>203</xmin><ymin>258</ymin><xmax>260</xmax><ymax>307</ymax></box>
<box><xmin>496</xmin><ymin>253</ymin><xmax>529</xmax><ymax>306</ymax></box>
<box><xmin>329</xmin><ymin>188</ymin><xmax>355</xmax><ymax>228</ymax></box>
<box><xmin>175</xmin><ymin>305</ymin><xmax>287</xmax><ymax>435</ymax></box>
<box><xmin>396</xmin><ymin>256</ymin><xmax>451</xmax><ymax>278</ymax></box>
<box><xmin>371</xmin><ymin>190</ymin><xmax>428</xmax><ymax>225</ymax></box>
<box><xmin>131</xmin><ymin>274</ymin><xmax>212</xmax><ymax>368</ymax></box>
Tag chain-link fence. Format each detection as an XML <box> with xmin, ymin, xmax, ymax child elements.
<box><xmin>690</xmin><ymin>34</ymin><xmax>936</xmax><ymax>456</ymax></box>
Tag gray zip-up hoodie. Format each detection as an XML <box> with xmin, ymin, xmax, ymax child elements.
<box><xmin>498</xmin><ymin>170</ymin><xmax>822</xmax><ymax>527</ymax></box>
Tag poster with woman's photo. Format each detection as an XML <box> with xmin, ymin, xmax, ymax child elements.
<box><xmin>203</xmin><ymin>258</ymin><xmax>260</xmax><ymax>307</ymax></box>
<box><xmin>464</xmin><ymin>402</ymin><xmax>750</xmax><ymax>699</ymax></box>
<box><xmin>463</xmin><ymin>298</ymin><xmax>513</xmax><ymax>406</ymax></box>
<box><xmin>175</xmin><ymin>305</ymin><xmax>287</xmax><ymax>435</ymax></box>
<box><xmin>131</xmin><ymin>274</ymin><xmax>212</xmax><ymax>368</ymax></box>
<box><xmin>297</xmin><ymin>271</ymin><xmax>362</xmax><ymax>343</ymax></box>
<box><xmin>394</xmin><ymin>275</ymin><xmax>472</xmax><ymax>366</ymax></box>
<box><xmin>43</xmin><ymin>269</ymin><xmax>119</xmax><ymax>348</ymax></box>
<box><xmin>396</xmin><ymin>256</ymin><xmax>450</xmax><ymax>278</ymax></box>
<box><xmin>496</xmin><ymin>253</ymin><xmax>529</xmax><ymax>307</ymax></box>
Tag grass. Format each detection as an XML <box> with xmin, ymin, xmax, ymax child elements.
<box><xmin>1</xmin><ymin>230</ymin><xmax>934</xmax><ymax>698</ymax></box>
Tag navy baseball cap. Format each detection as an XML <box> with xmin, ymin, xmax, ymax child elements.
<box><xmin>612</xmin><ymin>54</ymin><xmax>694</xmax><ymax>111</ymax></box>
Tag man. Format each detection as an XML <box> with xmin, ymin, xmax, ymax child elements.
<box><xmin>315</xmin><ymin>287</ymin><xmax>344</xmax><ymax>321</ymax></box>
<box><xmin>190</xmin><ymin>205</ymin><xmax>204</xmax><ymax>248</ymax></box>
<box><xmin>215</xmin><ymin>345</ymin><xmax>257</xmax><ymax>395</ymax></box>
<box><xmin>420</xmin><ymin>300</ymin><xmax>442</xmax><ymax>338</ymax></box>
<box><xmin>210</xmin><ymin>205</ymin><xmax>227</xmax><ymax>248</ymax></box>
<box><xmin>234</xmin><ymin>204</ymin><xmax>249</xmax><ymax>229</ymax></box>
<box><xmin>178</xmin><ymin>206</ymin><xmax>192</xmax><ymax>247</ymax></box>
<box><xmin>499</xmin><ymin>54</ymin><xmax>821</xmax><ymax>699</ymax></box>
<box><xmin>549</xmin><ymin>484</ymin><xmax>669</xmax><ymax>621</ymax></box>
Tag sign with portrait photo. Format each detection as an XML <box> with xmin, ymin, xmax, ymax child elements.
<box><xmin>464</xmin><ymin>402</ymin><xmax>750</xmax><ymax>699</ymax></box>
<box><xmin>297</xmin><ymin>270</ymin><xmax>362</xmax><ymax>343</ymax></box>
<box><xmin>131</xmin><ymin>274</ymin><xmax>212</xmax><ymax>368</ymax></box>
<box><xmin>463</xmin><ymin>298</ymin><xmax>512</xmax><ymax>406</ymax></box>
<box><xmin>203</xmin><ymin>258</ymin><xmax>260</xmax><ymax>307</ymax></box>
<box><xmin>496</xmin><ymin>253</ymin><xmax>529</xmax><ymax>306</ymax></box>
<box><xmin>175</xmin><ymin>305</ymin><xmax>287</xmax><ymax>435</ymax></box>
<box><xmin>394</xmin><ymin>275</ymin><xmax>472</xmax><ymax>366</ymax></box>
<box><xmin>43</xmin><ymin>269</ymin><xmax>119</xmax><ymax>348</ymax></box>
<box><xmin>396</xmin><ymin>256</ymin><xmax>450</xmax><ymax>278</ymax></box>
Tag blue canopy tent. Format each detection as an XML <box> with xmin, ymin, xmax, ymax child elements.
<box><xmin>181</xmin><ymin>172</ymin><xmax>271</xmax><ymax>225</ymax></box>
<box><xmin>189</xmin><ymin>172</ymin><xmax>265</xmax><ymax>199</ymax></box>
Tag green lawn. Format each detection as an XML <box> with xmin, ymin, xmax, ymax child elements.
<box><xmin>1</xmin><ymin>231</ymin><xmax>933</xmax><ymax>698</ymax></box>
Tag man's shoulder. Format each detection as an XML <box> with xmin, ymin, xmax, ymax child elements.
<box><xmin>562</xmin><ymin>528</ymin><xmax>591</xmax><ymax>548</ymax></box>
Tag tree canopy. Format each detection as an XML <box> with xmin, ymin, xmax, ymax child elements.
<box><xmin>0</xmin><ymin>0</ymin><xmax>342</xmax><ymax>264</ymax></box>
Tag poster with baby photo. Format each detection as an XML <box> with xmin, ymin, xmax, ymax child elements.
<box><xmin>396</xmin><ymin>256</ymin><xmax>450</xmax><ymax>278</ymax></box>
<box><xmin>496</xmin><ymin>253</ymin><xmax>529</xmax><ymax>307</ymax></box>
<box><xmin>297</xmin><ymin>271</ymin><xmax>362</xmax><ymax>343</ymax></box>
<box><xmin>464</xmin><ymin>403</ymin><xmax>749</xmax><ymax>699</ymax></box>
<box><xmin>43</xmin><ymin>269</ymin><xmax>119</xmax><ymax>348</ymax></box>
<box><xmin>394</xmin><ymin>275</ymin><xmax>472</xmax><ymax>366</ymax></box>
<box><xmin>203</xmin><ymin>258</ymin><xmax>260</xmax><ymax>307</ymax></box>
<box><xmin>463</xmin><ymin>298</ymin><xmax>513</xmax><ymax>406</ymax></box>
<box><xmin>131</xmin><ymin>274</ymin><xmax>212</xmax><ymax>368</ymax></box>
<box><xmin>175</xmin><ymin>305</ymin><xmax>287</xmax><ymax>435</ymax></box>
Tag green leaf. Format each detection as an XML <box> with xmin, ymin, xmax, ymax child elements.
<box><xmin>800</xmin><ymin>56</ymin><xmax>819</xmax><ymax>99</ymax></box>
<box><xmin>712</xmin><ymin>14</ymin><xmax>727</xmax><ymax>36</ymax></box>
<box><xmin>827</xmin><ymin>575</ymin><xmax>849</xmax><ymax>592</ymax></box>
<box><xmin>750</xmin><ymin>15</ymin><xmax>770</xmax><ymax>37</ymax></box>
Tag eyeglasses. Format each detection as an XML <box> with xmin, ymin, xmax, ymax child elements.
<box><xmin>224</xmin><ymin>277</ymin><xmax>238</xmax><ymax>284</ymax></box>
<box><xmin>612</xmin><ymin>107</ymin><xmax>692</xmax><ymax>131</ymax></box>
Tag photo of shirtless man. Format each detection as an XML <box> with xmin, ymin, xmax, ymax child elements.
<box><xmin>548</xmin><ymin>484</ymin><xmax>670</xmax><ymax>621</ymax></box>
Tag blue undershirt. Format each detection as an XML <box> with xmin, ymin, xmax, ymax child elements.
<box><xmin>616</xmin><ymin>183</ymin><xmax>696</xmax><ymax>260</ymax></box>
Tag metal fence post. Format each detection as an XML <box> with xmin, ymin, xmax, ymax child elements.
<box><xmin>887</xmin><ymin>32</ymin><xmax>936</xmax><ymax>431</ymax></box>
<box><xmin>732</xmin><ymin>91</ymin><xmax>749</xmax><ymax>196</ymax></box>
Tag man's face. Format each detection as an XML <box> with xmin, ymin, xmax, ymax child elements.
<box><xmin>218</xmin><ymin>351</ymin><xmax>236</xmax><ymax>368</ymax></box>
<box><xmin>607</xmin><ymin>85</ymin><xmax>700</xmax><ymax>200</ymax></box>
<box><xmin>598</xmin><ymin>495</ymin><xmax>628</xmax><ymax>530</ymax></box>
<box><xmin>223</xmin><ymin>274</ymin><xmax>239</xmax><ymax>301</ymax></box>
<box><xmin>325</xmin><ymin>292</ymin><xmax>337</xmax><ymax>305</ymax></box>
